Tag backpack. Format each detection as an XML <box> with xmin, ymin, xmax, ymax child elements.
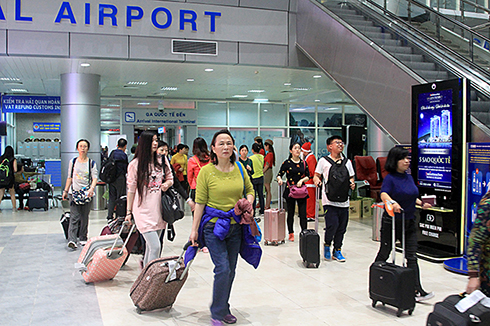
<box><xmin>324</xmin><ymin>155</ymin><xmax>351</xmax><ymax>202</ymax></box>
<box><xmin>0</xmin><ymin>158</ymin><xmax>11</xmax><ymax>187</ymax></box>
<box><xmin>99</xmin><ymin>151</ymin><xmax>118</xmax><ymax>183</ymax></box>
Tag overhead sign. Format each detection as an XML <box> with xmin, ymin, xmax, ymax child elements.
<box><xmin>123</xmin><ymin>108</ymin><xmax>197</xmax><ymax>126</ymax></box>
<box><xmin>0</xmin><ymin>0</ymin><xmax>288</xmax><ymax>45</ymax></box>
<box><xmin>33</xmin><ymin>122</ymin><xmax>61</xmax><ymax>132</ymax></box>
<box><xmin>2</xmin><ymin>95</ymin><xmax>61</xmax><ymax>113</ymax></box>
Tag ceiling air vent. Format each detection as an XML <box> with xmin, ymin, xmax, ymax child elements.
<box><xmin>172</xmin><ymin>39</ymin><xmax>218</xmax><ymax>56</ymax></box>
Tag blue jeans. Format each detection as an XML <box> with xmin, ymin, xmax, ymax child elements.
<box><xmin>203</xmin><ymin>222</ymin><xmax>242</xmax><ymax>320</ymax></box>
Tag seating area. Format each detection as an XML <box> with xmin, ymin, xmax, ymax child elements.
<box><xmin>353</xmin><ymin>156</ymin><xmax>387</xmax><ymax>202</ymax></box>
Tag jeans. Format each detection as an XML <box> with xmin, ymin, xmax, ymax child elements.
<box><xmin>374</xmin><ymin>215</ymin><xmax>424</xmax><ymax>293</ymax></box>
<box><xmin>252</xmin><ymin>176</ymin><xmax>264</xmax><ymax>216</ymax></box>
<box><xmin>68</xmin><ymin>195</ymin><xmax>92</xmax><ymax>243</ymax></box>
<box><xmin>107</xmin><ymin>174</ymin><xmax>126</xmax><ymax>220</ymax></box>
<box><xmin>203</xmin><ymin>222</ymin><xmax>242</xmax><ymax>320</ymax></box>
<box><xmin>286</xmin><ymin>197</ymin><xmax>307</xmax><ymax>234</ymax></box>
<box><xmin>323</xmin><ymin>205</ymin><xmax>349</xmax><ymax>250</ymax></box>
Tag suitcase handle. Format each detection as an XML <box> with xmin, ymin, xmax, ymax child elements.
<box><xmin>165</xmin><ymin>241</ymin><xmax>197</xmax><ymax>283</ymax></box>
<box><xmin>108</xmin><ymin>221</ymin><xmax>136</xmax><ymax>257</ymax></box>
<box><xmin>391</xmin><ymin>208</ymin><xmax>406</xmax><ymax>267</ymax></box>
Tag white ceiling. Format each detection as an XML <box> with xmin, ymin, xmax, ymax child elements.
<box><xmin>0</xmin><ymin>56</ymin><xmax>355</xmax><ymax>129</ymax></box>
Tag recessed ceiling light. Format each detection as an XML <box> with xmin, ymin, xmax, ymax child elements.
<box><xmin>127</xmin><ymin>81</ymin><xmax>148</xmax><ymax>85</ymax></box>
<box><xmin>263</xmin><ymin>109</ymin><xmax>268</xmax><ymax>112</ymax></box>
<box><xmin>284</xmin><ymin>82</ymin><xmax>291</xmax><ymax>86</ymax></box>
<box><xmin>315</xmin><ymin>99</ymin><xmax>321</xmax><ymax>102</ymax></box>
<box><xmin>204</xmin><ymin>68</ymin><xmax>214</xmax><ymax>72</ymax></box>
<box><xmin>161</xmin><ymin>87</ymin><xmax>178</xmax><ymax>91</ymax></box>
<box><xmin>0</xmin><ymin>77</ymin><xmax>21</xmax><ymax>81</ymax></box>
<box><xmin>233</xmin><ymin>95</ymin><xmax>248</xmax><ymax>98</ymax></box>
<box><xmin>106</xmin><ymin>104</ymin><xmax>120</xmax><ymax>107</ymax></box>
<box><xmin>248</xmin><ymin>90</ymin><xmax>265</xmax><ymax>93</ymax></box>
<box><xmin>253</xmin><ymin>98</ymin><xmax>269</xmax><ymax>103</ymax></box>
<box><xmin>313</xmin><ymin>75</ymin><xmax>322</xmax><ymax>78</ymax></box>
<box><xmin>187</xmin><ymin>78</ymin><xmax>195</xmax><ymax>82</ymax></box>
<box><xmin>80</xmin><ymin>63</ymin><xmax>90</xmax><ymax>67</ymax></box>
<box><xmin>11</xmin><ymin>88</ymin><xmax>27</xmax><ymax>92</ymax></box>
<box><xmin>294</xmin><ymin>87</ymin><xmax>311</xmax><ymax>91</ymax></box>
<box><xmin>137</xmin><ymin>102</ymin><xmax>151</xmax><ymax>106</ymax></box>
<box><xmin>293</xmin><ymin>108</ymin><xmax>306</xmax><ymax>111</ymax></box>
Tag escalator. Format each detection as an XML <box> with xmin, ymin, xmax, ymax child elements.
<box><xmin>296</xmin><ymin>0</ymin><xmax>490</xmax><ymax>143</ymax></box>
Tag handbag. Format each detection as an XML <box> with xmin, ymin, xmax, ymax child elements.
<box><xmin>288</xmin><ymin>184</ymin><xmax>308</xmax><ymax>199</ymax></box>
<box><xmin>71</xmin><ymin>186</ymin><xmax>92</xmax><ymax>205</ymax></box>
<box><xmin>161</xmin><ymin>188</ymin><xmax>185</xmax><ymax>225</ymax></box>
<box><xmin>19</xmin><ymin>182</ymin><xmax>30</xmax><ymax>192</ymax></box>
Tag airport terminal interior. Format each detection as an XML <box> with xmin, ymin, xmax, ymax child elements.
<box><xmin>2</xmin><ymin>0</ymin><xmax>490</xmax><ymax>324</ymax></box>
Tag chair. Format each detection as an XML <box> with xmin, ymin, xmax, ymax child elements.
<box><xmin>376</xmin><ymin>157</ymin><xmax>389</xmax><ymax>182</ymax></box>
<box><xmin>354</xmin><ymin>156</ymin><xmax>382</xmax><ymax>201</ymax></box>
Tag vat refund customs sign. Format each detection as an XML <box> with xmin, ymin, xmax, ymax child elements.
<box><xmin>2</xmin><ymin>95</ymin><xmax>61</xmax><ymax>114</ymax></box>
<box><xmin>33</xmin><ymin>122</ymin><xmax>61</xmax><ymax>132</ymax></box>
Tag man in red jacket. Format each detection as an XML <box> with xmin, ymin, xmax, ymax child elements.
<box><xmin>302</xmin><ymin>142</ymin><xmax>317</xmax><ymax>222</ymax></box>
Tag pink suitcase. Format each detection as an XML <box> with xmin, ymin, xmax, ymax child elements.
<box><xmin>76</xmin><ymin>223</ymin><xmax>135</xmax><ymax>283</ymax></box>
<box><xmin>263</xmin><ymin>183</ymin><xmax>286</xmax><ymax>245</ymax></box>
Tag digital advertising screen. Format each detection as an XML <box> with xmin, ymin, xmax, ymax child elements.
<box><xmin>416</xmin><ymin>89</ymin><xmax>453</xmax><ymax>190</ymax></box>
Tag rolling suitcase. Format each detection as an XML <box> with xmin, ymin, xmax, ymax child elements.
<box><xmin>130</xmin><ymin>242</ymin><xmax>195</xmax><ymax>314</ymax></box>
<box><xmin>100</xmin><ymin>216</ymin><xmax>140</xmax><ymax>266</ymax></box>
<box><xmin>427</xmin><ymin>293</ymin><xmax>490</xmax><ymax>326</ymax></box>
<box><xmin>263</xmin><ymin>183</ymin><xmax>286</xmax><ymax>245</ymax></box>
<box><xmin>299</xmin><ymin>186</ymin><xmax>321</xmax><ymax>268</ymax></box>
<box><xmin>28</xmin><ymin>189</ymin><xmax>49</xmax><ymax>211</ymax></box>
<box><xmin>369</xmin><ymin>208</ymin><xmax>416</xmax><ymax>317</ymax></box>
<box><xmin>75</xmin><ymin>222</ymin><xmax>136</xmax><ymax>283</ymax></box>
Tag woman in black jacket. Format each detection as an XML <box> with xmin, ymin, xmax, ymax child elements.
<box><xmin>0</xmin><ymin>146</ymin><xmax>18</xmax><ymax>210</ymax></box>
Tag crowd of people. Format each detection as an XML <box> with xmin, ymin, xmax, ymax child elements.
<box><xmin>39</xmin><ymin>129</ymin><xmax>490</xmax><ymax>325</ymax></box>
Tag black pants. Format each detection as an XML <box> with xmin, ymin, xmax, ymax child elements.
<box><xmin>14</xmin><ymin>183</ymin><xmax>27</xmax><ymax>209</ymax></box>
<box><xmin>107</xmin><ymin>174</ymin><xmax>126</xmax><ymax>220</ymax></box>
<box><xmin>286</xmin><ymin>197</ymin><xmax>307</xmax><ymax>234</ymax></box>
<box><xmin>252</xmin><ymin>176</ymin><xmax>264</xmax><ymax>216</ymax></box>
<box><xmin>323</xmin><ymin>205</ymin><xmax>349</xmax><ymax>249</ymax></box>
<box><xmin>374</xmin><ymin>215</ymin><xmax>424</xmax><ymax>293</ymax></box>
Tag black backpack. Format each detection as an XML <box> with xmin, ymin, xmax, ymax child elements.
<box><xmin>99</xmin><ymin>151</ymin><xmax>118</xmax><ymax>183</ymax></box>
<box><xmin>324</xmin><ymin>155</ymin><xmax>351</xmax><ymax>202</ymax></box>
<box><xmin>0</xmin><ymin>158</ymin><xmax>12</xmax><ymax>187</ymax></box>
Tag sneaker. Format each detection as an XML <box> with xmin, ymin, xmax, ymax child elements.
<box><xmin>67</xmin><ymin>241</ymin><xmax>77</xmax><ymax>250</ymax></box>
<box><xmin>211</xmin><ymin>319</ymin><xmax>224</xmax><ymax>326</ymax></box>
<box><xmin>307</xmin><ymin>217</ymin><xmax>315</xmax><ymax>222</ymax></box>
<box><xmin>324</xmin><ymin>245</ymin><xmax>331</xmax><ymax>260</ymax></box>
<box><xmin>332</xmin><ymin>249</ymin><xmax>346</xmax><ymax>262</ymax></box>
<box><xmin>415</xmin><ymin>291</ymin><xmax>435</xmax><ymax>302</ymax></box>
<box><xmin>254</xmin><ymin>217</ymin><xmax>261</xmax><ymax>224</ymax></box>
<box><xmin>17</xmin><ymin>207</ymin><xmax>23</xmax><ymax>211</ymax></box>
<box><xmin>79</xmin><ymin>241</ymin><xmax>87</xmax><ymax>246</ymax></box>
<box><xmin>24</xmin><ymin>206</ymin><xmax>29</xmax><ymax>210</ymax></box>
<box><xmin>288</xmin><ymin>233</ymin><xmax>294</xmax><ymax>242</ymax></box>
<box><xmin>201</xmin><ymin>247</ymin><xmax>209</xmax><ymax>253</ymax></box>
<box><xmin>222</xmin><ymin>314</ymin><xmax>237</xmax><ymax>324</ymax></box>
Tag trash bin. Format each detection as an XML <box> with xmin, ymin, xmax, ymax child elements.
<box><xmin>92</xmin><ymin>182</ymin><xmax>107</xmax><ymax>211</ymax></box>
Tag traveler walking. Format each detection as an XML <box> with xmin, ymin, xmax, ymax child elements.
<box><xmin>250</xmin><ymin>143</ymin><xmax>265</xmax><ymax>218</ymax></box>
<box><xmin>313</xmin><ymin>136</ymin><xmax>355</xmax><ymax>262</ymax></box>
<box><xmin>106</xmin><ymin>138</ymin><xmax>128</xmax><ymax>221</ymax></box>
<box><xmin>62</xmin><ymin>139</ymin><xmax>98</xmax><ymax>249</ymax></box>
<box><xmin>301</xmin><ymin>142</ymin><xmax>317</xmax><ymax>221</ymax></box>
<box><xmin>263</xmin><ymin>139</ymin><xmax>275</xmax><ymax>210</ymax></box>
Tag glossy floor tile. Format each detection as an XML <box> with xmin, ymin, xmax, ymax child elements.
<box><xmin>0</xmin><ymin>202</ymin><xmax>469</xmax><ymax>326</ymax></box>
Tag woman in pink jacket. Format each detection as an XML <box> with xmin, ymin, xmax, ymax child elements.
<box><xmin>187</xmin><ymin>137</ymin><xmax>210</xmax><ymax>207</ymax></box>
<box><xmin>125</xmin><ymin>131</ymin><xmax>173</xmax><ymax>267</ymax></box>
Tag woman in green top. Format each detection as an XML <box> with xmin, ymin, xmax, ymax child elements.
<box><xmin>250</xmin><ymin>143</ymin><xmax>265</xmax><ymax>217</ymax></box>
<box><xmin>190</xmin><ymin>129</ymin><xmax>254</xmax><ymax>326</ymax></box>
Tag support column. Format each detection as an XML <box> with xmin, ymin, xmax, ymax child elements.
<box><xmin>366</xmin><ymin>119</ymin><xmax>396</xmax><ymax>159</ymax></box>
<box><xmin>60</xmin><ymin>73</ymin><xmax>101</xmax><ymax>184</ymax></box>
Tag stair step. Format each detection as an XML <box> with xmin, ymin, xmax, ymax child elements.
<box><xmin>405</xmin><ymin>61</ymin><xmax>436</xmax><ymax>70</ymax></box>
<box><xmin>393</xmin><ymin>53</ymin><xmax>425</xmax><ymax>62</ymax></box>
<box><xmin>419</xmin><ymin>70</ymin><xmax>449</xmax><ymax>81</ymax></box>
<box><xmin>370</xmin><ymin>37</ymin><xmax>402</xmax><ymax>47</ymax></box>
<box><xmin>345</xmin><ymin>18</ymin><xmax>374</xmax><ymax>26</ymax></box>
<box><xmin>382</xmin><ymin>45</ymin><xmax>413</xmax><ymax>54</ymax></box>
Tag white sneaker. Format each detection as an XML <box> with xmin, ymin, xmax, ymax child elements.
<box><xmin>67</xmin><ymin>241</ymin><xmax>78</xmax><ymax>250</ymax></box>
<box><xmin>415</xmin><ymin>291</ymin><xmax>435</xmax><ymax>302</ymax></box>
<box><xmin>79</xmin><ymin>241</ymin><xmax>87</xmax><ymax>246</ymax></box>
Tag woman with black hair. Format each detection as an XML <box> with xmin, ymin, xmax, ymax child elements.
<box><xmin>62</xmin><ymin>139</ymin><xmax>98</xmax><ymax>249</ymax></box>
<box><xmin>187</xmin><ymin>137</ymin><xmax>210</xmax><ymax>210</ymax></box>
<box><xmin>374</xmin><ymin>146</ymin><xmax>434</xmax><ymax>302</ymax></box>
<box><xmin>263</xmin><ymin>139</ymin><xmax>275</xmax><ymax>209</ymax></box>
<box><xmin>276</xmin><ymin>142</ymin><xmax>309</xmax><ymax>242</ymax></box>
<box><xmin>238</xmin><ymin>144</ymin><xmax>254</xmax><ymax>179</ymax></box>
<box><xmin>0</xmin><ymin>145</ymin><xmax>17</xmax><ymax>210</ymax></box>
<box><xmin>125</xmin><ymin>132</ymin><xmax>173</xmax><ymax>267</ymax></box>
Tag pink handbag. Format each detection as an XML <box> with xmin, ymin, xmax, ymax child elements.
<box><xmin>288</xmin><ymin>184</ymin><xmax>308</xmax><ymax>199</ymax></box>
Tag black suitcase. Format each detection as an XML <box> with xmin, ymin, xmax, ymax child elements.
<box><xmin>299</xmin><ymin>186</ymin><xmax>321</xmax><ymax>268</ymax></box>
<box><xmin>427</xmin><ymin>294</ymin><xmax>490</xmax><ymax>326</ymax></box>
<box><xmin>28</xmin><ymin>190</ymin><xmax>49</xmax><ymax>211</ymax></box>
<box><xmin>369</xmin><ymin>208</ymin><xmax>416</xmax><ymax>317</ymax></box>
<box><xmin>115</xmin><ymin>195</ymin><xmax>127</xmax><ymax>218</ymax></box>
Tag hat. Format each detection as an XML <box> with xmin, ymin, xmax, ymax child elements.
<box><xmin>254</xmin><ymin>136</ymin><xmax>263</xmax><ymax>142</ymax></box>
<box><xmin>264</xmin><ymin>139</ymin><xmax>273</xmax><ymax>146</ymax></box>
<box><xmin>301</xmin><ymin>142</ymin><xmax>311</xmax><ymax>152</ymax></box>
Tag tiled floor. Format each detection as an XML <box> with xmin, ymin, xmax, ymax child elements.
<box><xmin>0</xmin><ymin>201</ymin><xmax>469</xmax><ymax>326</ymax></box>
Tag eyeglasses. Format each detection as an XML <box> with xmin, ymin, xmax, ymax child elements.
<box><xmin>332</xmin><ymin>141</ymin><xmax>344</xmax><ymax>146</ymax></box>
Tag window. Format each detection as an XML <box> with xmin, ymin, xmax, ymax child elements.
<box><xmin>198</xmin><ymin>102</ymin><xmax>227</xmax><ymax>126</ymax></box>
<box><xmin>229</xmin><ymin>103</ymin><xmax>258</xmax><ymax>127</ymax></box>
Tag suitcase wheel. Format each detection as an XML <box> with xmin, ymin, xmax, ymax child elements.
<box><xmin>396</xmin><ymin>308</ymin><xmax>403</xmax><ymax>317</ymax></box>
<box><xmin>408</xmin><ymin>308</ymin><xmax>414</xmax><ymax>315</ymax></box>
<box><xmin>136</xmin><ymin>307</ymin><xmax>142</xmax><ymax>314</ymax></box>
<box><xmin>371</xmin><ymin>300</ymin><xmax>377</xmax><ymax>308</ymax></box>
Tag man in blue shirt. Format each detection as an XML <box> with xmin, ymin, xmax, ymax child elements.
<box><xmin>107</xmin><ymin>138</ymin><xmax>128</xmax><ymax>221</ymax></box>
